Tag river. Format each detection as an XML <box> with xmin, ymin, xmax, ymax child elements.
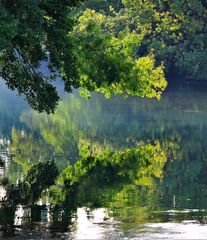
<box><xmin>0</xmin><ymin>79</ymin><xmax>207</xmax><ymax>239</ymax></box>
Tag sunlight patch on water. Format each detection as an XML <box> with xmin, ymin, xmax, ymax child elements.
<box><xmin>14</xmin><ymin>205</ymin><xmax>26</xmax><ymax>226</ymax></box>
<box><xmin>140</xmin><ymin>222</ymin><xmax>207</xmax><ymax>239</ymax></box>
<box><xmin>0</xmin><ymin>186</ymin><xmax>6</xmax><ymax>200</ymax></box>
<box><xmin>73</xmin><ymin>208</ymin><xmax>120</xmax><ymax>240</ymax></box>
<box><xmin>162</xmin><ymin>209</ymin><xmax>205</xmax><ymax>213</ymax></box>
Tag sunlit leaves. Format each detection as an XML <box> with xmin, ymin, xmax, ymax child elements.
<box><xmin>70</xmin><ymin>8</ymin><xmax>167</xmax><ymax>100</ymax></box>
<box><xmin>121</xmin><ymin>0</ymin><xmax>207</xmax><ymax>79</ymax></box>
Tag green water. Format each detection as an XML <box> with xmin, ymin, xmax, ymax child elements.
<box><xmin>1</xmin><ymin>80</ymin><xmax>207</xmax><ymax>239</ymax></box>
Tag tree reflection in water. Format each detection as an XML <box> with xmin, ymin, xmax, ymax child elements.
<box><xmin>1</xmin><ymin>88</ymin><xmax>207</xmax><ymax>238</ymax></box>
<box><xmin>0</xmin><ymin>141</ymin><xmax>167</xmax><ymax>237</ymax></box>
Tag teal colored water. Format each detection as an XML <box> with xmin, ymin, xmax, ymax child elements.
<box><xmin>1</xmin><ymin>79</ymin><xmax>207</xmax><ymax>239</ymax></box>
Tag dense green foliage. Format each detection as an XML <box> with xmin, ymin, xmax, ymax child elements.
<box><xmin>69</xmin><ymin>8</ymin><xmax>166</xmax><ymax>99</ymax></box>
<box><xmin>121</xmin><ymin>0</ymin><xmax>207</xmax><ymax>79</ymax></box>
<box><xmin>78</xmin><ymin>0</ymin><xmax>207</xmax><ymax>80</ymax></box>
<box><xmin>1</xmin><ymin>0</ymin><xmax>206</xmax><ymax>112</ymax></box>
<box><xmin>0</xmin><ymin>0</ymin><xmax>81</xmax><ymax>112</ymax></box>
<box><xmin>0</xmin><ymin>0</ymin><xmax>168</xmax><ymax>112</ymax></box>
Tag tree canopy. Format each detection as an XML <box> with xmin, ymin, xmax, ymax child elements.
<box><xmin>0</xmin><ymin>0</ymin><xmax>167</xmax><ymax>113</ymax></box>
<box><xmin>0</xmin><ymin>0</ymin><xmax>82</xmax><ymax>112</ymax></box>
<box><xmin>0</xmin><ymin>0</ymin><xmax>206</xmax><ymax>112</ymax></box>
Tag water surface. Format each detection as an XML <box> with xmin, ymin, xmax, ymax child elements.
<box><xmin>1</xmin><ymin>80</ymin><xmax>207</xmax><ymax>239</ymax></box>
